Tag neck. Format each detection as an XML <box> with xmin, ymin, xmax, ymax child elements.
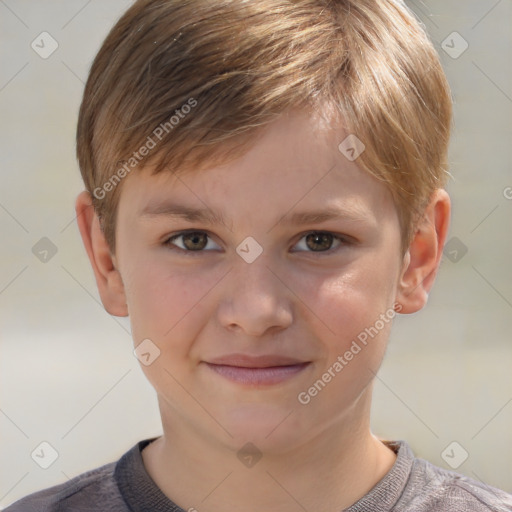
<box><xmin>142</xmin><ymin>390</ymin><xmax>397</xmax><ymax>512</ymax></box>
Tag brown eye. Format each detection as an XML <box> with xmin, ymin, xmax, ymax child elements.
<box><xmin>181</xmin><ymin>232</ymin><xmax>208</xmax><ymax>250</ymax></box>
<box><xmin>292</xmin><ymin>231</ymin><xmax>349</xmax><ymax>255</ymax></box>
<box><xmin>165</xmin><ymin>231</ymin><xmax>218</xmax><ymax>253</ymax></box>
<box><xmin>304</xmin><ymin>232</ymin><xmax>335</xmax><ymax>251</ymax></box>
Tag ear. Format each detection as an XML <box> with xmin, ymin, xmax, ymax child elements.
<box><xmin>75</xmin><ymin>191</ymin><xmax>128</xmax><ymax>317</ymax></box>
<box><xmin>395</xmin><ymin>189</ymin><xmax>451</xmax><ymax>314</ymax></box>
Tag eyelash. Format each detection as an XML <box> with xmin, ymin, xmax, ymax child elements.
<box><xmin>162</xmin><ymin>229</ymin><xmax>353</xmax><ymax>256</ymax></box>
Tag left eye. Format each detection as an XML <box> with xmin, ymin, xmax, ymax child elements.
<box><xmin>163</xmin><ymin>230</ymin><xmax>348</xmax><ymax>255</ymax></box>
<box><xmin>293</xmin><ymin>232</ymin><xmax>345</xmax><ymax>253</ymax></box>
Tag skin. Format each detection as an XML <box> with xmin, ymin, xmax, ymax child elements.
<box><xmin>76</xmin><ymin>109</ymin><xmax>450</xmax><ymax>512</ymax></box>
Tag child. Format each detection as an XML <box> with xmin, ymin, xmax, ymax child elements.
<box><xmin>6</xmin><ymin>0</ymin><xmax>512</xmax><ymax>510</ymax></box>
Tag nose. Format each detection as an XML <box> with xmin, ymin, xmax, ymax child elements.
<box><xmin>216</xmin><ymin>255</ymin><xmax>294</xmax><ymax>337</ymax></box>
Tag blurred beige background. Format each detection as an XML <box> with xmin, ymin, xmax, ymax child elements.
<box><xmin>1</xmin><ymin>0</ymin><xmax>511</xmax><ymax>507</ymax></box>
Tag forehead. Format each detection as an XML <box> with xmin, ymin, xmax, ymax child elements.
<box><xmin>118</xmin><ymin>110</ymin><xmax>398</xmax><ymax>227</ymax></box>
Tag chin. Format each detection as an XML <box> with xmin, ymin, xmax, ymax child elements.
<box><xmin>218</xmin><ymin>403</ymin><xmax>307</xmax><ymax>453</ymax></box>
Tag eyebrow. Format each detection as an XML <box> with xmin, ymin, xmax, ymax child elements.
<box><xmin>140</xmin><ymin>202</ymin><xmax>369</xmax><ymax>228</ymax></box>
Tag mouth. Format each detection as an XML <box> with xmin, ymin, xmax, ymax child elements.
<box><xmin>203</xmin><ymin>354</ymin><xmax>311</xmax><ymax>386</ymax></box>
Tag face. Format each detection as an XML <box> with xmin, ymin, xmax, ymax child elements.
<box><xmin>114</xmin><ymin>109</ymin><xmax>406</xmax><ymax>452</ymax></box>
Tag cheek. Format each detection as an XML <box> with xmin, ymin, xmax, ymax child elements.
<box><xmin>124</xmin><ymin>260</ymin><xmax>222</xmax><ymax>395</ymax></box>
<box><xmin>289</xmin><ymin>252</ymin><xmax>401</xmax><ymax>385</ymax></box>
<box><xmin>291</xmin><ymin>264</ymin><xmax>399</xmax><ymax>413</ymax></box>
<box><xmin>124</xmin><ymin>257</ymin><xmax>219</xmax><ymax>343</ymax></box>
<box><xmin>296</xmin><ymin>259</ymin><xmax>398</xmax><ymax>334</ymax></box>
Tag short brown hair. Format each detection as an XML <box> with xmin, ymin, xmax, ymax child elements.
<box><xmin>76</xmin><ymin>0</ymin><xmax>452</xmax><ymax>254</ymax></box>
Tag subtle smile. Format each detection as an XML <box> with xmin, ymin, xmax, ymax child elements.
<box><xmin>203</xmin><ymin>354</ymin><xmax>311</xmax><ymax>386</ymax></box>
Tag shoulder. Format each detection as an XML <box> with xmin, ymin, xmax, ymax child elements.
<box><xmin>398</xmin><ymin>453</ymin><xmax>512</xmax><ymax>512</ymax></box>
<box><xmin>2</xmin><ymin>460</ymin><xmax>127</xmax><ymax>512</ymax></box>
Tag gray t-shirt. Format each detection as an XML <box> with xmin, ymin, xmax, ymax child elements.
<box><xmin>4</xmin><ymin>438</ymin><xmax>512</xmax><ymax>511</ymax></box>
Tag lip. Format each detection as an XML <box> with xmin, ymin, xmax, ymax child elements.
<box><xmin>203</xmin><ymin>354</ymin><xmax>311</xmax><ymax>386</ymax></box>
<box><xmin>207</xmin><ymin>354</ymin><xmax>307</xmax><ymax>368</ymax></box>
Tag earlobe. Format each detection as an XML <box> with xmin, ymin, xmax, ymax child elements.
<box><xmin>75</xmin><ymin>191</ymin><xmax>128</xmax><ymax>317</ymax></box>
<box><xmin>395</xmin><ymin>189</ymin><xmax>451</xmax><ymax>314</ymax></box>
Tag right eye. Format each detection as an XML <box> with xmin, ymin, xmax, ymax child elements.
<box><xmin>163</xmin><ymin>230</ymin><xmax>221</xmax><ymax>255</ymax></box>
